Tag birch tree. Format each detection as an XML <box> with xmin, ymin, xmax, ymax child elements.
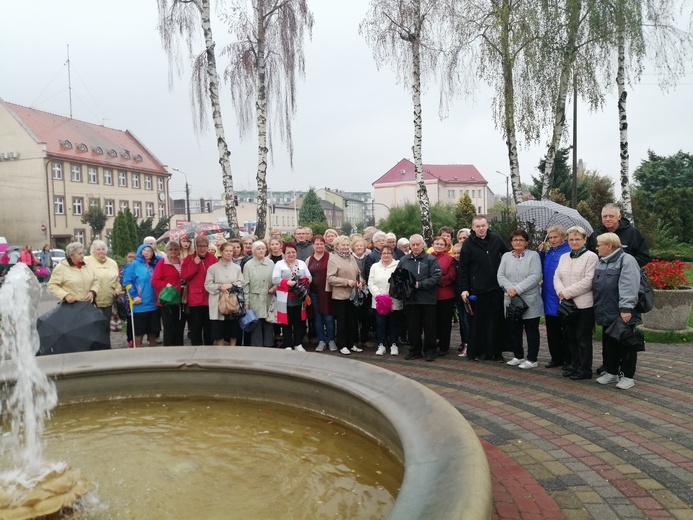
<box><xmin>361</xmin><ymin>0</ymin><xmax>450</xmax><ymax>244</ymax></box>
<box><xmin>222</xmin><ymin>0</ymin><xmax>313</xmax><ymax>239</ymax></box>
<box><xmin>157</xmin><ymin>0</ymin><xmax>239</xmax><ymax>233</ymax></box>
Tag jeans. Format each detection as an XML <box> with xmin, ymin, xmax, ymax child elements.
<box><xmin>375</xmin><ymin>310</ymin><xmax>399</xmax><ymax>346</ymax></box>
<box><xmin>311</xmin><ymin>292</ymin><xmax>335</xmax><ymax>343</ymax></box>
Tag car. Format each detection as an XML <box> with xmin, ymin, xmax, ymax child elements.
<box><xmin>32</xmin><ymin>248</ymin><xmax>66</xmax><ymax>267</ymax></box>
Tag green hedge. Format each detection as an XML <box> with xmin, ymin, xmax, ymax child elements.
<box><xmin>650</xmin><ymin>244</ymin><xmax>693</xmax><ymax>261</ymax></box>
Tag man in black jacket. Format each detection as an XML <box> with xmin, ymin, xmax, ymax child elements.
<box><xmin>399</xmin><ymin>234</ymin><xmax>442</xmax><ymax>362</ymax></box>
<box><xmin>587</xmin><ymin>203</ymin><xmax>650</xmax><ymax>268</ymax></box>
<box><xmin>458</xmin><ymin>216</ymin><xmax>510</xmax><ymax>361</ymax></box>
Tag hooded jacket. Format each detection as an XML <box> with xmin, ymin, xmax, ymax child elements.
<box><xmin>588</xmin><ymin>217</ymin><xmax>650</xmax><ymax>268</ymax></box>
<box><xmin>457</xmin><ymin>229</ymin><xmax>509</xmax><ymax>295</ymax></box>
<box><xmin>122</xmin><ymin>244</ymin><xmax>160</xmax><ymax>313</ymax></box>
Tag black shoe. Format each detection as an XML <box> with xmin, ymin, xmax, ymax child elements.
<box><xmin>596</xmin><ymin>365</ymin><xmax>605</xmax><ymax>375</ymax></box>
<box><xmin>437</xmin><ymin>350</ymin><xmax>449</xmax><ymax>357</ymax></box>
<box><xmin>562</xmin><ymin>370</ymin><xmax>576</xmax><ymax>378</ymax></box>
<box><xmin>425</xmin><ymin>352</ymin><xmax>435</xmax><ymax>362</ymax></box>
<box><xmin>545</xmin><ymin>361</ymin><xmax>563</xmax><ymax>369</ymax></box>
<box><xmin>493</xmin><ymin>355</ymin><xmax>507</xmax><ymax>363</ymax></box>
<box><xmin>477</xmin><ymin>354</ymin><xmax>492</xmax><ymax>361</ymax></box>
<box><xmin>569</xmin><ymin>372</ymin><xmax>592</xmax><ymax>380</ymax></box>
<box><xmin>404</xmin><ymin>352</ymin><xmax>423</xmax><ymax>360</ymax></box>
<box><xmin>563</xmin><ymin>364</ymin><xmax>575</xmax><ymax>372</ymax></box>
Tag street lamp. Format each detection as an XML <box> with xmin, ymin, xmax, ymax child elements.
<box><xmin>495</xmin><ymin>171</ymin><xmax>510</xmax><ymax>210</ymax></box>
<box><xmin>172</xmin><ymin>168</ymin><xmax>191</xmax><ymax>221</ymax></box>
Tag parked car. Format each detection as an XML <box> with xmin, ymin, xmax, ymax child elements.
<box><xmin>32</xmin><ymin>248</ymin><xmax>66</xmax><ymax>267</ymax></box>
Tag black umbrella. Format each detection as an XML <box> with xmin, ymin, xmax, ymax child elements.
<box><xmin>37</xmin><ymin>301</ymin><xmax>109</xmax><ymax>355</ymax></box>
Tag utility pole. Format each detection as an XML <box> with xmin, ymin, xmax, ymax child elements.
<box><xmin>496</xmin><ymin>171</ymin><xmax>510</xmax><ymax>210</ymax></box>
<box><xmin>172</xmin><ymin>168</ymin><xmax>191</xmax><ymax>221</ymax></box>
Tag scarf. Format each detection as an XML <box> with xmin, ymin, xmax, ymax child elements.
<box><xmin>336</xmin><ymin>251</ymin><xmax>351</xmax><ymax>259</ymax></box>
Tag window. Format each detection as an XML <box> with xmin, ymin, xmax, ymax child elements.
<box><xmin>77</xmin><ymin>143</ymin><xmax>88</xmax><ymax>151</ymax></box>
<box><xmin>105</xmin><ymin>199</ymin><xmax>114</xmax><ymax>217</ymax></box>
<box><xmin>119</xmin><ymin>201</ymin><xmax>129</xmax><ymax>212</ymax></box>
<box><xmin>478</xmin><ymin>189</ymin><xmax>482</xmax><ymax>198</ymax></box>
<box><xmin>92</xmin><ymin>146</ymin><xmax>104</xmax><ymax>154</ymax></box>
<box><xmin>74</xmin><ymin>229</ymin><xmax>85</xmax><ymax>245</ymax></box>
<box><xmin>157</xmin><ymin>177</ymin><xmax>164</xmax><ymax>191</ymax></box>
<box><xmin>71</xmin><ymin>164</ymin><xmax>82</xmax><ymax>182</ymax></box>
<box><xmin>132</xmin><ymin>173</ymin><xmax>140</xmax><ymax>189</ymax></box>
<box><xmin>104</xmin><ymin>169</ymin><xmax>113</xmax><ymax>185</ymax></box>
<box><xmin>118</xmin><ymin>171</ymin><xmax>127</xmax><ymax>187</ymax></box>
<box><xmin>146</xmin><ymin>202</ymin><xmax>154</xmax><ymax>218</ymax></box>
<box><xmin>89</xmin><ymin>198</ymin><xmax>99</xmax><ymax>210</ymax></box>
<box><xmin>158</xmin><ymin>203</ymin><xmax>166</xmax><ymax>218</ymax></box>
<box><xmin>144</xmin><ymin>175</ymin><xmax>152</xmax><ymax>190</ymax></box>
<box><xmin>448</xmin><ymin>189</ymin><xmax>455</xmax><ymax>198</ymax></box>
<box><xmin>73</xmin><ymin>197</ymin><xmax>83</xmax><ymax>216</ymax></box>
<box><xmin>133</xmin><ymin>202</ymin><xmax>141</xmax><ymax>218</ymax></box>
<box><xmin>88</xmin><ymin>167</ymin><xmax>98</xmax><ymax>184</ymax></box>
<box><xmin>478</xmin><ymin>206</ymin><xmax>482</xmax><ymax>213</ymax></box>
<box><xmin>54</xmin><ymin>196</ymin><xmax>64</xmax><ymax>214</ymax></box>
<box><xmin>52</xmin><ymin>162</ymin><xmax>63</xmax><ymax>180</ymax></box>
<box><xmin>121</xmin><ymin>151</ymin><xmax>131</xmax><ymax>159</ymax></box>
<box><xmin>60</xmin><ymin>140</ymin><xmax>72</xmax><ymax>149</ymax></box>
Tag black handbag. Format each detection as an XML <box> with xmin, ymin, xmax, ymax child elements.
<box><xmin>506</xmin><ymin>295</ymin><xmax>529</xmax><ymax>320</ymax></box>
<box><xmin>557</xmin><ymin>299</ymin><xmax>579</xmax><ymax>321</ymax></box>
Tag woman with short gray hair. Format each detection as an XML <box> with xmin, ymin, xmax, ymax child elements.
<box><xmin>48</xmin><ymin>242</ymin><xmax>99</xmax><ymax>306</ymax></box>
<box><xmin>85</xmin><ymin>239</ymin><xmax>122</xmax><ymax>345</ymax></box>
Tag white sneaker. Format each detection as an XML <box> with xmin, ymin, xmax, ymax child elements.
<box><xmin>518</xmin><ymin>360</ymin><xmax>538</xmax><ymax>369</ymax></box>
<box><xmin>315</xmin><ymin>341</ymin><xmax>326</xmax><ymax>352</ymax></box>
<box><xmin>339</xmin><ymin>347</ymin><xmax>351</xmax><ymax>356</ymax></box>
<box><xmin>616</xmin><ymin>377</ymin><xmax>635</xmax><ymax>389</ymax></box>
<box><xmin>390</xmin><ymin>345</ymin><xmax>399</xmax><ymax>356</ymax></box>
<box><xmin>328</xmin><ymin>341</ymin><xmax>338</xmax><ymax>351</ymax></box>
<box><xmin>351</xmin><ymin>344</ymin><xmax>363</xmax><ymax>353</ymax></box>
<box><xmin>507</xmin><ymin>357</ymin><xmax>525</xmax><ymax>366</ymax></box>
<box><xmin>294</xmin><ymin>345</ymin><xmax>306</xmax><ymax>352</ymax></box>
<box><xmin>596</xmin><ymin>373</ymin><xmax>619</xmax><ymax>385</ymax></box>
<box><xmin>285</xmin><ymin>346</ymin><xmax>292</xmax><ymax>350</ymax></box>
<box><xmin>375</xmin><ymin>344</ymin><xmax>386</xmax><ymax>356</ymax></box>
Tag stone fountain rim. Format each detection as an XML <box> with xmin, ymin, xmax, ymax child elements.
<box><xmin>27</xmin><ymin>346</ymin><xmax>492</xmax><ymax>520</ymax></box>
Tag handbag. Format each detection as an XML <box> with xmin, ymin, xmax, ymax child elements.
<box><xmin>35</xmin><ymin>266</ymin><xmax>50</xmax><ymax>277</ymax></box>
<box><xmin>181</xmin><ymin>283</ymin><xmax>189</xmax><ymax>305</ymax></box>
<box><xmin>158</xmin><ymin>285</ymin><xmax>182</xmax><ymax>306</ymax></box>
<box><xmin>506</xmin><ymin>295</ymin><xmax>529</xmax><ymax>320</ymax></box>
<box><xmin>239</xmin><ymin>309</ymin><xmax>259</xmax><ymax>332</ymax></box>
<box><xmin>557</xmin><ymin>299</ymin><xmax>579</xmax><ymax>321</ymax></box>
<box><xmin>266</xmin><ymin>296</ymin><xmax>278</xmax><ymax>324</ymax></box>
<box><xmin>218</xmin><ymin>291</ymin><xmax>239</xmax><ymax>316</ymax></box>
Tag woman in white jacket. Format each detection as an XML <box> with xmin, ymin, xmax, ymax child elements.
<box><xmin>554</xmin><ymin>226</ymin><xmax>598</xmax><ymax>380</ymax></box>
<box><xmin>367</xmin><ymin>246</ymin><xmax>402</xmax><ymax>356</ymax></box>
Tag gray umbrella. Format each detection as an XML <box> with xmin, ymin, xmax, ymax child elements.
<box><xmin>516</xmin><ymin>200</ymin><xmax>594</xmax><ymax>234</ymax></box>
<box><xmin>37</xmin><ymin>301</ymin><xmax>109</xmax><ymax>355</ymax></box>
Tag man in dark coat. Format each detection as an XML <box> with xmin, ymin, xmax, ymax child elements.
<box><xmin>399</xmin><ymin>234</ymin><xmax>442</xmax><ymax>362</ymax></box>
<box><xmin>458</xmin><ymin>216</ymin><xmax>510</xmax><ymax>361</ymax></box>
<box><xmin>587</xmin><ymin>203</ymin><xmax>650</xmax><ymax>268</ymax></box>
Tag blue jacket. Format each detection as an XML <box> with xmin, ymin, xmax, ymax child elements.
<box><xmin>122</xmin><ymin>244</ymin><xmax>160</xmax><ymax>313</ymax></box>
<box><xmin>541</xmin><ymin>241</ymin><xmax>571</xmax><ymax>316</ymax></box>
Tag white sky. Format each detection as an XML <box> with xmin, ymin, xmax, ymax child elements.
<box><xmin>1</xmin><ymin>0</ymin><xmax>691</xmax><ymax>202</ymax></box>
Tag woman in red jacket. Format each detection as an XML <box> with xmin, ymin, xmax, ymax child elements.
<box><xmin>432</xmin><ymin>236</ymin><xmax>457</xmax><ymax>356</ymax></box>
<box><xmin>152</xmin><ymin>241</ymin><xmax>184</xmax><ymax>346</ymax></box>
<box><xmin>181</xmin><ymin>235</ymin><xmax>218</xmax><ymax>345</ymax></box>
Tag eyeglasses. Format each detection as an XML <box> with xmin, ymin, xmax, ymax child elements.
<box><xmin>511</xmin><ymin>238</ymin><xmax>527</xmax><ymax>242</ymax></box>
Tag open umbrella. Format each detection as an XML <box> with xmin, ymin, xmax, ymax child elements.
<box><xmin>37</xmin><ymin>301</ymin><xmax>109</xmax><ymax>355</ymax></box>
<box><xmin>157</xmin><ymin>222</ymin><xmax>232</xmax><ymax>242</ymax></box>
<box><xmin>516</xmin><ymin>200</ymin><xmax>594</xmax><ymax>235</ymax></box>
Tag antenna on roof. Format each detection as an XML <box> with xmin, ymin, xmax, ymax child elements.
<box><xmin>66</xmin><ymin>44</ymin><xmax>73</xmax><ymax>119</ymax></box>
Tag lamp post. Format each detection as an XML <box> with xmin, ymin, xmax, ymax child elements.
<box><xmin>172</xmin><ymin>168</ymin><xmax>191</xmax><ymax>222</ymax></box>
<box><xmin>495</xmin><ymin>171</ymin><xmax>510</xmax><ymax>210</ymax></box>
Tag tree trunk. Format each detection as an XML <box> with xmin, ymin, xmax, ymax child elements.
<box><xmin>411</xmin><ymin>16</ymin><xmax>433</xmax><ymax>245</ymax></box>
<box><xmin>255</xmin><ymin>2</ymin><xmax>269</xmax><ymax>239</ymax></box>
<box><xmin>199</xmin><ymin>0</ymin><xmax>238</xmax><ymax>235</ymax></box>
<box><xmin>499</xmin><ymin>1</ymin><xmax>523</xmax><ymax>204</ymax></box>
<box><xmin>617</xmin><ymin>31</ymin><xmax>633</xmax><ymax>222</ymax></box>
<box><xmin>541</xmin><ymin>0</ymin><xmax>582</xmax><ymax>200</ymax></box>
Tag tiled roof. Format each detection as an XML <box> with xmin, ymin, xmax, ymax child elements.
<box><xmin>373</xmin><ymin>158</ymin><xmax>487</xmax><ymax>185</ymax></box>
<box><xmin>3</xmin><ymin>100</ymin><xmax>169</xmax><ymax>175</ymax></box>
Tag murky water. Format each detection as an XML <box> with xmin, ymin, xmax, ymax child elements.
<box><xmin>42</xmin><ymin>397</ymin><xmax>403</xmax><ymax>519</ymax></box>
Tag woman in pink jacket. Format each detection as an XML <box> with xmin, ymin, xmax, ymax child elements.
<box><xmin>554</xmin><ymin>226</ymin><xmax>598</xmax><ymax>380</ymax></box>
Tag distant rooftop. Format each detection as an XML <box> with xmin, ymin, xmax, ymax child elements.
<box><xmin>373</xmin><ymin>158</ymin><xmax>487</xmax><ymax>185</ymax></box>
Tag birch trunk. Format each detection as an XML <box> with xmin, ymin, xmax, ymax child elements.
<box><xmin>199</xmin><ymin>0</ymin><xmax>238</xmax><ymax>234</ymax></box>
<box><xmin>616</xmin><ymin>31</ymin><xmax>633</xmax><ymax>222</ymax></box>
<box><xmin>255</xmin><ymin>2</ymin><xmax>269</xmax><ymax>238</ymax></box>
<box><xmin>499</xmin><ymin>2</ymin><xmax>523</xmax><ymax>204</ymax></box>
<box><xmin>541</xmin><ymin>0</ymin><xmax>582</xmax><ymax>200</ymax></box>
<box><xmin>411</xmin><ymin>24</ymin><xmax>433</xmax><ymax>245</ymax></box>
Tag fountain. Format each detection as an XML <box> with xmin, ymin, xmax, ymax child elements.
<box><xmin>1</xmin><ymin>263</ymin><xmax>492</xmax><ymax>519</ymax></box>
<box><xmin>0</xmin><ymin>264</ymin><xmax>88</xmax><ymax>518</ymax></box>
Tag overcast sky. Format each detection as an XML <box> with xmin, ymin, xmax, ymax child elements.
<box><xmin>2</xmin><ymin>0</ymin><xmax>691</xmax><ymax>203</ymax></box>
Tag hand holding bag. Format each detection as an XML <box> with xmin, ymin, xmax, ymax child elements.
<box><xmin>506</xmin><ymin>295</ymin><xmax>528</xmax><ymax>321</ymax></box>
<box><xmin>557</xmin><ymin>299</ymin><xmax>579</xmax><ymax>321</ymax></box>
<box><xmin>158</xmin><ymin>285</ymin><xmax>182</xmax><ymax>306</ymax></box>
<box><xmin>218</xmin><ymin>291</ymin><xmax>239</xmax><ymax>316</ymax></box>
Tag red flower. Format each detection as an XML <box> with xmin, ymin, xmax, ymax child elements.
<box><xmin>644</xmin><ymin>260</ymin><xmax>690</xmax><ymax>290</ymax></box>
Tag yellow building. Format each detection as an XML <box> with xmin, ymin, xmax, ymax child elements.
<box><xmin>0</xmin><ymin>98</ymin><xmax>170</xmax><ymax>247</ymax></box>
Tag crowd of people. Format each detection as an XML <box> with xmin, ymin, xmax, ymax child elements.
<box><xmin>37</xmin><ymin>201</ymin><xmax>649</xmax><ymax>390</ymax></box>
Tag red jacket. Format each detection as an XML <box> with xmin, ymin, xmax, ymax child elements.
<box><xmin>181</xmin><ymin>253</ymin><xmax>218</xmax><ymax>307</ymax></box>
<box><xmin>432</xmin><ymin>251</ymin><xmax>457</xmax><ymax>301</ymax></box>
<box><xmin>151</xmin><ymin>258</ymin><xmax>183</xmax><ymax>307</ymax></box>
<box><xmin>20</xmin><ymin>250</ymin><xmax>36</xmax><ymax>266</ymax></box>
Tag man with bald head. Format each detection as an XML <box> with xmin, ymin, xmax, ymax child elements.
<box><xmin>587</xmin><ymin>203</ymin><xmax>650</xmax><ymax>268</ymax></box>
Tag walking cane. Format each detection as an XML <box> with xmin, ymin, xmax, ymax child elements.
<box><xmin>125</xmin><ymin>283</ymin><xmax>137</xmax><ymax>348</ymax></box>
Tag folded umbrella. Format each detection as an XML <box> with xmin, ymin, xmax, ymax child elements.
<box><xmin>605</xmin><ymin>319</ymin><xmax>645</xmax><ymax>352</ymax></box>
<box><xmin>37</xmin><ymin>301</ymin><xmax>109</xmax><ymax>355</ymax></box>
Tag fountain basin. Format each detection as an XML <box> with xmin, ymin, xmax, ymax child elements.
<box><xmin>34</xmin><ymin>346</ymin><xmax>492</xmax><ymax>519</ymax></box>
